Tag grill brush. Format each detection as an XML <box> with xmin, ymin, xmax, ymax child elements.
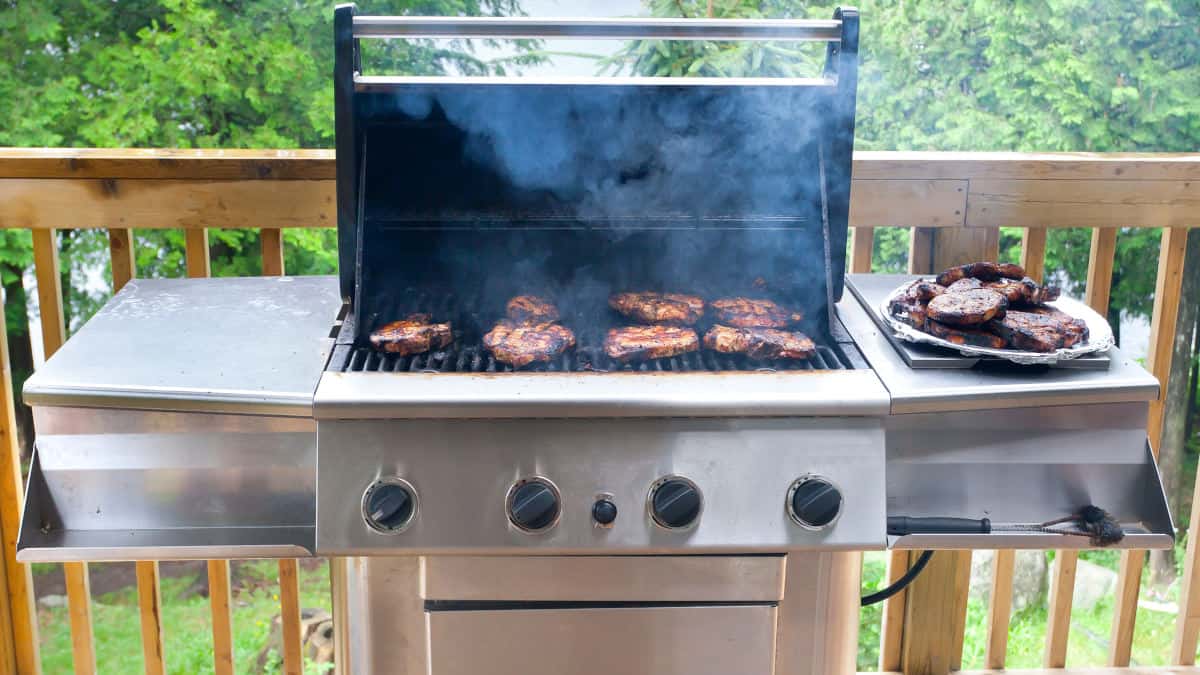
<box><xmin>887</xmin><ymin>504</ymin><xmax>1125</xmax><ymax>547</ymax></box>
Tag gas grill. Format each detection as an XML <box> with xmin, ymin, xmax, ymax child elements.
<box><xmin>16</xmin><ymin>7</ymin><xmax>1174</xmax><ymax>675</ymax></box>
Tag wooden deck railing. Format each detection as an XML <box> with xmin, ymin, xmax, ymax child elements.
<box><xmin>0</xmin><ymin>148</ymin><xmax>1197</xmax><ymax>674</ymax></box>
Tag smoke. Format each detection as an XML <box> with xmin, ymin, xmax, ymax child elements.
<box><xmin>355</xmin><ymin>80</ymin><xmax>852</xmax><ymax>340</ymax></box>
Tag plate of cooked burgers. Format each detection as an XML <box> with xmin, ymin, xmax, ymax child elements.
<box><xmin>881</xmin><ymin>261</ymin><xmax>1114</xmax><ymax>365</ymax></box>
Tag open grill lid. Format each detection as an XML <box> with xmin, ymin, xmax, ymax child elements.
<box><xmin>334</xmin><ymin>6</ymin><xmax>859</xmax><ymax>332</ymax></box>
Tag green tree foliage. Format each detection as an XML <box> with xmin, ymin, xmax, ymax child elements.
<box><xmin>0</xmin><ymin>0</ymin><xmax>536</xmax><ymax>330</ymax></box>
<box><xmin>609</xmin><ymin>0</ymin><xmax>1200</xmax><ymax>329</ymax></box>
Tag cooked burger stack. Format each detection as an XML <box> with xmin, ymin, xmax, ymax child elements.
<box><xmin>483</xmin><ymin>295</ymin><xmax>576</xmax><ymax>368</ymax></box>
<box><xmin>703</xmin><ymin>298</ymin><xmax>815</xmax><ymax>360</ymax></box>
<box><xmin>890</xmin><ymin>261</ymin><xmax>1088</xmax><ymax>352</ymax></box>
<box><xmin>604</xmin><ymin>292</ymin><xmax>704</xmax><ymax>362</ymax></box>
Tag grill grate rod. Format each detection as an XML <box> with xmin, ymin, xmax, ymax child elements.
<box><xmin>334</xmin><ymin>342</ymin><xmax>849</xmax><ymax>374</ymax></box>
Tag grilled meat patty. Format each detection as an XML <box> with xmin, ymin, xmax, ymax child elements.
<box><xmin>936</xmin><ymin>261</ymin><xmax>1026</xmax><ymax>286</ymax></box>
<box><xmin>984</xmin><ymin>277</ymin><xmax>1061</xmax><ymax>306</ymax></box>
<box><xmin>506</xmin><ymin>295</ymin><xmax>560</xmax><ymax>323</ymax></box>
<box><xmin>896</xmin><ymin>280</ymin><xmax>945</xmax><ymax>303</ymax></box>
<box><xmin>891</xmin><ymin>301</ymin><xmax>929</xmax><ymax>329</ymax></box>
<box><xmin>369</xmin><ymin>314</ymin><xmax>452</xmax><ymax>355</ymax></box>
<box><xmin>926</xmin><ymin>289</ymin><xmax>1007</xmax><ymax>327</ymax></box>
<box><xmin>609</xmin><ymin>292</ymin><xmax>705</xmax><ymax>326</ymax></box>
<box><xmin>1021</xmin><ymin>306</ymin><xmax>1089</xmax><ymax>347</ymax></box>
<box><xmin>710</xmin><ymin>298</ymin><xmax>803</xmax><ymax>328</ymax></box>
<box><xmin>604</xmin><ymin>326</ymin><xmax>699</xmax><ymax>362</ymax></box>
<box><xmin>926</xmin><ymin>320</ymin><xmax>1009</xmax><ymax>349</ymax></box>
<box><xmin>945</xmin><ymin>278</ymin><xmax>983</xmax><ymax>293</ymax></box>
<box><xmin>988</xmin><ymin>310</ymin><xmax>1068</xmax><ymax>352</ymax></box>
<box><xmin>483</xmin><ymin>320</ymin><xmax>576</xmax><ymax>368</ymax></box>
<box><xmin>703</xmin><ymin>325</ymin><xmax>816</xmax><ymax>360</ymax></box>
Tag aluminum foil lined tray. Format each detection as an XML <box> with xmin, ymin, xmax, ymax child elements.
<box><xmin>881</xmin><ymin>281</ymin><xmax>1115</xmax><ymax>365</ymax></box>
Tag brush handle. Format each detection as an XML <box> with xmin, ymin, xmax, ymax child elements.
<box><xmin>887</xmin><ymin>516</ymin><xmax>992</xmax><ymax>535</ymax></box>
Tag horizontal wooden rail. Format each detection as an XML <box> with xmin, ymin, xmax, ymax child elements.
<box><xmin>0</xmin><ymin>149</ymin><xmax>1198</xmax><ymax>230</ymax></box>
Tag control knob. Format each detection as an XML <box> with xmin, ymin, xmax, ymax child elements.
<box><xmin>507</xmin><ymin>478</ymin><xmax>561</xmax><ymax>532</ymax></box>
<box><xmin>649</xmin><ymin>477</ymin><xmax>702</xmax><ymax>530</ymax></box>
<box><xmin>787</xmin><ymin>476</ymin><xmax>842</xmax><ymax>530</ymax></box>
<box><xmin>362</xmin><ymin>478</ymin><xmax>418</xmax><ymax>533</ymax></box>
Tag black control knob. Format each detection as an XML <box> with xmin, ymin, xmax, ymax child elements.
<box><xmin>592</xmin><ymin>498</ymin><xmax>618</xmax><ymax>526</ymax></box>
<box><xmin>788</xmin><ymin>476</ymin><xmax>842</xmax><ymax>530</ymax></box>
<box><xmin>363</xmin><ymin>479</ymin><xmax>417</xmax><ymax>533</ymax></box>
<box><xmin>650</xmin><ymin>477</ymin><xmax>702</xmax><ymax>530</ymax></box>
<box><xmin>507</xmin><ymin>479</ymin><xmax>560</xmax><ymax>532</ymax></box>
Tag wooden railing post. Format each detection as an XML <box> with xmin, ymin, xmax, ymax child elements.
<box><xmin>108</xmin><ymin>229</ymin><xmax>136</xmax><ymax>292</ymax></box>
<box><xmin>182</xmin><ymin>227</ymin><xmax>236</xmax><ymax>675</ymax></box>
<box><xmin>895</xmin><ymin>227</ymin><xmax>998</xmax><ymax>674</ymax></box>
<box><xmin>261</xmin><ymin>228</ymin><xmax>285</xmax><ymax>276</ymax></box>
<box><xmin>278</xmin><ymin>559</ymin><xmax>303</xmax><ymax>675</ymax></box>
<box><xmin>33</xmin><ymin>229</ymin><xmax>96</xmax><ymax>675</ymax></box>
<box><xmin>1111</xmin><ymin>226</ymin><xmax>1189</xmax><ymax>666</ymax></box>
<box><xmin>135</xmin><ymin>561</ymin><xmax>165</xmax><ymax>675</ymax></box>
<box><xmin>1021</xmin><ymin>227</ymin><xmax>1048</xmax><ymax>283</ymax></box>
<box><xmin>899</xmin><ymin>551</ymin><xmax>971</xmax><ymax>675</ymax></box>
<box><xmin>0</xmin><ymin>280</ymin><xmax>38</xmax><ymax>674</ymax></box>
<box><xmin>851</xmin><ymin>227</ymin><xmax>874</xmax><ymax>274</ymax></box>
<box><xmin>185</xmin><ymin>229</ymin><xmax>211</xmax><ymax>279</ymax></box>
<box><xmin>1043</xmin><ymin>227</ymin><xmax>1119</xmax><ymax>668</ymax></box>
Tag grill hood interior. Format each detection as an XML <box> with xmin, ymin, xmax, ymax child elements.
<box><xmin>334</xmin><ymin>23</ymin><xmax>860</xmax><ymax>340</ymax></box>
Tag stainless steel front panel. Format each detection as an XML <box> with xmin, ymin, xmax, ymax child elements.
<box><xmin>426</xmin><ymin>605</ymin><xmax>777</xmax><ymax>675</ymax></box>
<box><xmin>18</xmin><ymin>407</ymin><xmax>316</xmax><ymax>562</ymax></box>
<box><xmin>420</xmin><ymin>555</ymin><xmax>785</xmax><ymax>601</ymax></box>
<box><xmin>317</xmin><ymin>418</ymin><xmax>886</xmax><ymax>554</ymax></box>
<box><xmin>314</xmin><ymin>369</ymin><xmax>890</xmax><ymax>419</ymax></box>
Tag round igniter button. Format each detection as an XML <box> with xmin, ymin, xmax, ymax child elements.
<box><xmin>362</xmin><ymin>478</ymin><xmax>418</xmax><ymax>534</ymax></box>
<box><xmin>507</xmin><ymin>478</ymin><xmax>561</xmax><ymax>533</ymax></box>
<box><xmin>592</xmin><ymin>498</ymin><xmax>618</xmax><ymax>526</ymax></box>
<box><xmin>787</xmin><ymin>476</ymin><xmax>842</xmax><ymax>530</ymax></box>
<box><xmin>649</xmin><ymin>476</ymin><xmax>702</xmax><ymax>530</ymax></box>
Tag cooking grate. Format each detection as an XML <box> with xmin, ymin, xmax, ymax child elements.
<box><xmin>332</xmin><ymin>341</ymin><xmax>850</xmax><ymax>374</ymax></box>
<box><xmin>325</xmin><ymin>289</ymin><xmax>855</xmax><ymax>374</ymax></box>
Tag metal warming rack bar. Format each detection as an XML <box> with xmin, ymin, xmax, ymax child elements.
<box><xmin>351</xmin><ymin>16</ymin><xmax>844</xmax><ymax>41</ymax></box>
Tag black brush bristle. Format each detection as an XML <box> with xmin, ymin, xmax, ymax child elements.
<box><xmin>1078</xmin><ymin>504</ymin><xmax>1107</xmax><ymax>525</ymax></box>
<box><xmin>1076</xmin><ymin>505</ymin><xmax>1124</xmax><ymax>546</ymax></box>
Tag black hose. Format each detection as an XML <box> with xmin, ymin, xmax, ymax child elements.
<box><xmin>861</xmin><ymin>550</ymin><xmax>934</xmax><ymax>607</ymax></box>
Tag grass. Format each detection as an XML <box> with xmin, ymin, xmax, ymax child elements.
<box><xmin>37</xmin><ymin>560</ymin><xmax>333</xmax><ymax>675</ymax></box>
<box><xmin>857</xmin><ymin>542</ymin><xmax>1194</xmax><ymax>671</ymax></box>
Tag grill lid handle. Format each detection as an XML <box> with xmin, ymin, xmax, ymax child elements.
<box><xmin>352</xmin><ymin>16</ymin><xmax>844</xmax><ymax>42</ymax></box>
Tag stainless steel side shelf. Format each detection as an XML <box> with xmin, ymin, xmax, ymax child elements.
<box><xmin>18</xmin><ymin>448</ymin><xmax>314</xmax><ymax>562</ymax></box>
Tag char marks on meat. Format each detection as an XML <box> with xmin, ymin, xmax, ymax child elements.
<box><xmin>506</xmin><ymin>295</ymin><xmax>560</xmax><ymax>323</ymax></box>
<box><xmin>926</xmin><ymin>289</ymin><xmax>1007</xmax><ymax>326</ymax></box>
<box><xmin>945</xmin><ymin>278</ymin><xmax>983</xmax><ymax>293</ymax></box>
<box><xmin>936</xmin><ymin>261</ymin><xmax>1026</xmax><ymax>286</ymax></box>
<box><xmin>988</xmin><ymin>311</ymin><xmax>1067</xmax><ymax>352</ymax></box>
<box><xmin>1021</xmin><ymin>306</ymin><xmax>1089</xmax><ymax>347</ymax></box>
<box><xmin>604</xmin><ymin>326</ymin><xmax>700</xmax><ymax>362</ymax></box>
<box><xmin>483</xmin><ymin>320</ymin><xmax>576</xmax><ymax>368</ymax></box>
<box><xmin>926</xmin><ymin>320</ymin><xmax>1008</xmax><ymax>349</ymax></box>
<box><xmin>703</xmin><ymin>325</ymin><xmax>816</xmax><ymax>360</ymax></box>
<box><xmin>369</xmin><ymin>314</ymin><xmax>453</xmax><ymax>356</ymax></box>
<box><xmin>710</xmin><ymin>298</ymin><xmax>803</xmax><ymax>328</ymax></box>
<box><xmin>985</xmin><ymin>278</ymin><xmax>1060</xmax><ymax>306</ymax></box>
<box><xmin>896</xmin><ymin>280</ymin><xmax>945</xmax><ymax>303</ymax></box>
<box><xmin>609</xmin><ymin>292</ymin><xmax>705</xmax><ymax>326</ymax></box>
